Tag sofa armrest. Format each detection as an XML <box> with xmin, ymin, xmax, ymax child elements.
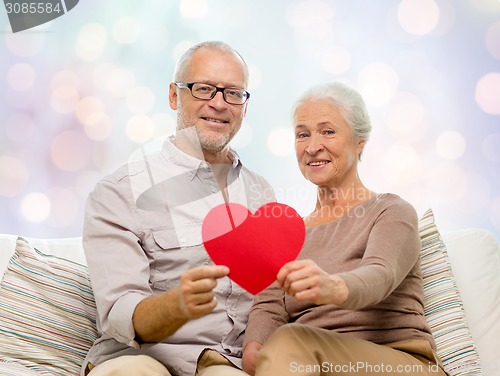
<box><xmin>442</xmin><ymin>229</ymin><xmax>500</xmax><ymax>376</ymax></box>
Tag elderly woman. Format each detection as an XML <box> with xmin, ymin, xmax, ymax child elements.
<box><xmin>237</xmin><ymin>82</ymin><xmax>447</xmax><ymax>376</ymax></box>
<box><xmin>199</xmin><ymin>82</ymin><xmax>447</xmax><ymax>376</ymax></box>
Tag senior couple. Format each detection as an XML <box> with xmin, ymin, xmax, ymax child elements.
<box><xmin>82</xmin><ymin>41</ymin><xmax>447</xmax><ymax>376</ymax></box>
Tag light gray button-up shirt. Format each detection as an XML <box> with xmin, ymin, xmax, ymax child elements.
<box><xmin>81</xmin><ymin>136</ymin><xmax>275</xmax><ymax>376</ymax></box>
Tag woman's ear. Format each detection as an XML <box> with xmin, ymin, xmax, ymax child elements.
<box><xmin>356</xmin><ymin>139</ymin><xmax>366</xmax><ymax>159</ymax></box>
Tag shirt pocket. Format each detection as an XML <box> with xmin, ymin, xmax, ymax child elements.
<box><xmin>150</xmin><ymin>224</ymin><xmax>211</xmax><ymax>291</ymax></box>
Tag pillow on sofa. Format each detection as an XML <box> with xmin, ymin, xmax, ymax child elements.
<box><xmin>0</xmin><ymin>361</ymin><xmax>41</xmax><ymax>375</ymax></box>
<box><xmin>0</xmin><ymin>237</ymin><xmax>97</xmax><ymax>375</ymax></box>
<box><xmin>441</xmin><ymin>228</ymin><xmax>500</xmax><ymax>376</ymax></box>
<box><xmin>419</xmin><ymin>209</ymin><xmax>482</xmax><ymax>376</ymax></box>
<box><xmin>0</xmin><ymin>235</ymin><xmax>87</xmax><ymax>278</ymax></box>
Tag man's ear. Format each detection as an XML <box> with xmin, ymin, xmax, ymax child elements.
<box><xmin>168</xmin><ymin>82</ymin><xmax>178</xmax><ymax>110</ymax></box>
<box><xmin>242</xmin><ymin>100</ymin><xmax>249</xmax><ymax>117</ymax></box>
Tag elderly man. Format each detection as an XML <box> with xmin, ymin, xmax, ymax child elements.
<box><xmin>82</xmin><ymin>41</ymin><xmax>274</xmax><ymax>376</ymax></box>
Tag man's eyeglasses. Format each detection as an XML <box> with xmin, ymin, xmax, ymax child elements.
<box><xmin>175</xmin><ymin>82</ymin><xmax>250</xmax><ymax>105</ymax></box>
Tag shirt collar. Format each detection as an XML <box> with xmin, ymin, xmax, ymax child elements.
<box><xmin>161</xmin><ymin>135</ymin><xmax>242</xmax><ymax>181</ymax></box>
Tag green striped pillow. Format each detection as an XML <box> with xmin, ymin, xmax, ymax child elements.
<box><xmin>0</xmin><ymin>237</ymin><xmax>97</xmax><ymax>375</ymax></box>
<box><xmin>419</xmin><ymin>209</ymin><xmax>482</xmax><ymax>376</ymax></box>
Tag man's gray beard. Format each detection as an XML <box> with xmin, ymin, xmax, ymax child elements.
<box><xmin>177</xmin><ymin>114</ymin><xmax>234</xmax><ymax>153</ymax></box>
<box><xmin>197</xmin><ymin>128</ymin><xmax>232</xmax><ymax>153</ymax></box>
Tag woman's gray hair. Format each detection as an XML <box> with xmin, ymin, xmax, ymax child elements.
<box><xmin>173</xmin><ymin>41</ymin><xmax>249</xmax><ymax>86</ymax></box>
<box><xmin>292</xmin><ymin>82</ymin><xmax>372</xmax><ymax>158</ymax></box>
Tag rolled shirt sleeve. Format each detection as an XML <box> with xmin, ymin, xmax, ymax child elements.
<box><xmin>84</xmin><ymin>174</ymin><xmax>154</xmax><ymax>347</ymax></box>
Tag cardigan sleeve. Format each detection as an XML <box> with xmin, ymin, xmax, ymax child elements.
<box><xmin>336</xmin><ymin>198</ymin><xmax>421</xmax><ymax>310</ymax></box>
<box><xmin>243</xmin><ymin>281</ymin><xmax>289</xmax><ymax>347</ymax></box>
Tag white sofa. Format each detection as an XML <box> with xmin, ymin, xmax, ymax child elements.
<box><xmin>0</xmin><ymin>209</ymin><xmax>499</xmax><ymax>376</ymax></box>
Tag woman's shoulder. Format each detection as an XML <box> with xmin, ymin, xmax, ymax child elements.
<box><xmin>373</xmin><ymin>193</ymin><xmax>418</xmax><ymax>217</ymax></box>
<box><xmin>375</xmin><ymin>192</ymin><xmax>409</xmax><ymax>204</ymax></box>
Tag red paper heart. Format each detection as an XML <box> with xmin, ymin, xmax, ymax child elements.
<box><xmin>202</xmin><ymin>202</ymin><xmax>305</xmax><ymax>294</ymax></box>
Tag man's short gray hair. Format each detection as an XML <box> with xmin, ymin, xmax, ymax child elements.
<box><xmin>173</xmin><ymin>41</ymin><xmax>249</xmax><ymax>86</ymax></box>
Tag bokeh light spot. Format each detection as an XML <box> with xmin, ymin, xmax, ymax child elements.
<box><xmin>322</xmin><ymin>46</ymin><xmax>352</xmax><ymax>75</ymax></box>
<box><xmin>468</xmin><ymin>0</ymin><xmax>500</xmax><ymax>13</ymax></box>
<box><xmin>231</xmin><ymin>121</ymin><xmax>253</xmax><ymax>149</ymax></box>
<box><xmin>285</xmin><ymin>0</ymin><xmax>334</xmax><ymax>38</ymax></box>
<box><xmin>7</xmin><ymin>63</ymin><xmax>36</xmax><ymax>91</ymax></box>
<box><xmin>84</xmin><ymin>114</ymin><xmax>113</xmax><ymax>141</ymax></box>
<box><xmin>384</xmin><ymin>92</ymin><xmax>427</xmax><ymax>135</ymax></box>
<box><xmin>106</xmin><ymin>68</ymin><xmax>136</xmax><ymax>97</ymax></box>
<box><xmin>151</xmin><ymin>112</ymin><xmax>176</xmax><ymax>137</ymax></box>
<box><xmin>112</xmin><ymin>16</ymin><xmax>141</xmax><ymax>44</ymax></box>
<box><xmin>426</xmin><ymin>162</ymin><xmax>468</xmax><ymax>204</ymax></box>
<box><xmin>179</xmin><ymin>0</ymin><xmax>208</xmax><ymax>18</ymax></box>
<box><xmin>358</xmin><ymin>63</ymin><xmax>399</xmax><ymax>107</ymax></box>
<box><xmin>248</xmin><ymin>64</ymin><xmax>262</xmax><ymax>91</ymax></box>
<box><xmin>50</xmin><ymin>131</ymin><xmax>92</xmax><ymax>171</ymax></box>
<box><xmin>436</xmin><ymin>131</ymin><xmax>466</xmax><ymax>160</ymax></box>
<box><xmin>456</xmin><ymin>173</ymin><xmax>490</xmax><ymax>214</ymax></box>
<box><xmin>49</xmin><ymin>71</ymin><xmax>80</xmax><ymax>114</ymax></box>
<box><xmin>47</xmin><ymin>188</ymin><xmax>79</xmax><ymax>227</ymax></box>
<box><xmin>379</xmin><ymin>144</ymin><xmax>423</xmax><ymax>186</ymax></box>
<box><xmin>141</xmin><ymin>25</ymin><xmax>170</xmax><ymax>53</ymax></box>
<box><xmin>485</xmin><ymin>21</ymin><xmax>500</xmax><ymax>60</ymax></box>
<box><xmin>126</xmin><ymin>115</ymin><xmax>155</xmax><ymax>143</ymax></box>
<box><xmin>267</xmin><ymin>127</ymin><xmax>294</xmax><ymax>157</ymax></box>
<box><xmin>0</xmin><ymin>156</ymin><xmax>29</xmax><ymax>197</ymax></box>
<box><xmin>21</xmin><ymin>192</ymin><xmax>51</xmax><ymax>223</ymax></box>
<box><xmin>5</xmin><ymin>33</ymin><xmax>45</xmax><ymax>57</ymax></box>
<box><xmin>51</xmin><ymin>86</ymin><xmax>80</xmax><ymax>114</ymax></box>
<box><xmin>76</xmin><ymin>96</ymin><xmax>106</xmax><ymax>126</ymax></box>
<box><xmin>398</xmin><ymin>0</ymin><xmax>440</xmax><ymax>36</ymax></box>
<box><xmin>126</xmin><ymin>86</ymin><xmax>156</xmax><ymax>114</ymax></box>
<box><xmin>221</xmin><ymin>3</ymin><xmax>252</xmax><ymax>27</ymax></box>
<box><xmin>75</xmin><ymin>23</ymin><xmax>108</xmax><ymax>61</ymax></box>
<box><xmin>50</xmin><ymin>70</ymin><xmax>80</xmax><ymax>91</ymax></box>
<box><xmin>475</xmin><ymin>72</ymin><xmax>500</xmax><ymax>114</ymax></box>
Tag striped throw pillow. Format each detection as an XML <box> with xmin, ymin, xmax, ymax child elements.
<box><xmin>0</xmin><ymin>237</ymin><xmax>97</xmax><ymax>375</ymax></box>
<box><xmin>419</xmin><ymin>209</ymin><xmax>482</xmax><ymax>376</ymax></box>
<box><xmin>0</xmin><ymin>362</ymin><xmax>40</xmax><ymax>375</ymax></box>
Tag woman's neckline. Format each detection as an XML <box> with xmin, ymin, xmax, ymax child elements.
<box><xmin>304</xmin><ymin>193</ymin><xmax>382</xmax><ymax>229</ymax></box>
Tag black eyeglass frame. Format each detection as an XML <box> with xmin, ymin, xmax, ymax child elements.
<box><xmin>175</xmin><ymin>82</ymin><xmax>250</xmax><ymax>105</ymax></box>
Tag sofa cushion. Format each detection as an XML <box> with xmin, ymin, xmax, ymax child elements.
<box><xmin>0</xmin><ymin>237</ymin><xmax>97</xmax><ymax>375</ymax></box>
<box><xmin>442</xmin><ymin>228</ymin><xmax>500</xmax><ymax>376</ymax></box>
<box><xmin>419</xmin><ymin>209</ymin><xmax>482</xmax><ymax>375</ymax></box>
<box><xmin>0</xmin><ymin>235</ymin><xmax>87</xmax><ymax>277</ymax></box>
<box><xmin>0</xmin><ymin>234</ymin><xmax>18</xmax><ymax>275</ymax></box>
<box><xmin>0</xmin><ymin>362</ymin><xmax>41</xmax><ymax>375</ymax></box>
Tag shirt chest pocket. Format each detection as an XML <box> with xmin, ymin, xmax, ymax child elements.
<box><xmin>150</xmin><ymin>225</ymin><xmax>211</xmax><ymax>291</ymax></box>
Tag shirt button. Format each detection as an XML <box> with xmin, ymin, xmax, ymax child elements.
<box><xmin>211</xmin><ymin>186</ymin><xmax>216</xmax><ymax>192</ymax></box>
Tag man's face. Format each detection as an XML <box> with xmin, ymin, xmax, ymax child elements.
<box><xmin>169</xmin><ymin>47</ymin><xmax>248</xmax><ymax>155</ymax></box>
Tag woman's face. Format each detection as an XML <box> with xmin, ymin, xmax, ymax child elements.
<box><xmin>294</xmin><ymin>99</ymin><xmax>365</xmax><ymax>188</ymax></box>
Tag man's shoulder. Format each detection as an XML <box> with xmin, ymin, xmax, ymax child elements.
<box><xmin>99</xmin><ymin>150</ymin><xmax>165</xmax><ymax>185</ymax></box>
<box><xmin>96</xmin><ymin>163</ymin><xmax>142</xmax><ymax>188</ymax></box>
